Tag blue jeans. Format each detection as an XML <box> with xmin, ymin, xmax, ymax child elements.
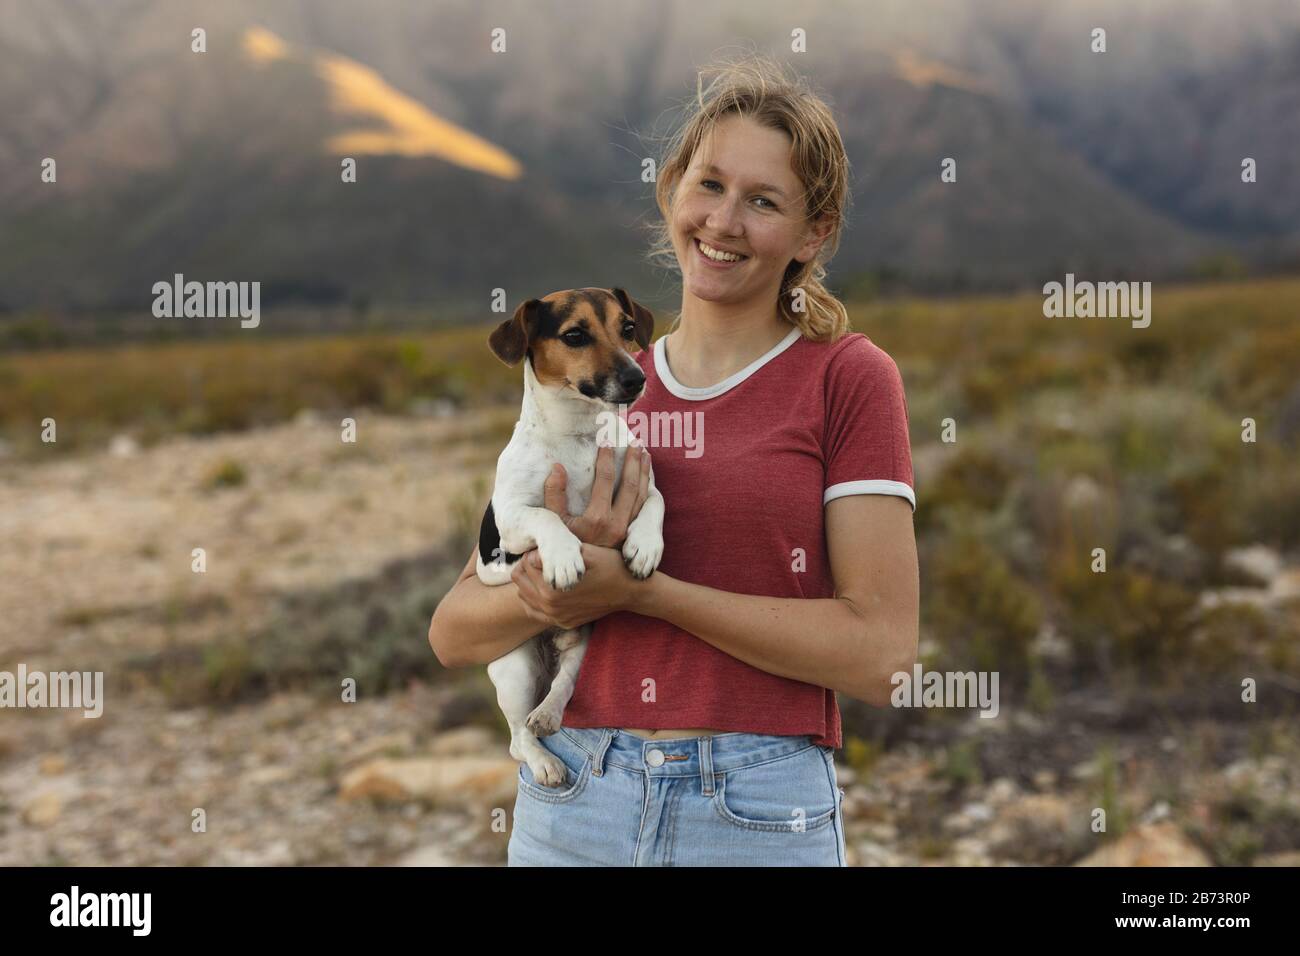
<box><xmin>508</xmin><ymin>726</ymin><xmax>847</xmax><ymax>866</ymax></box>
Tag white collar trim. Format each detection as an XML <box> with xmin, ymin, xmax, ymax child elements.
<box><xmin>654</xmin><ymin>325</ymin><xmax>802</xmax><ymax>401</ymax></box>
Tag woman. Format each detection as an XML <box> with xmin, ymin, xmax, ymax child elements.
<box><xmin>428</xmin><ymin>55</ymin><xmax>918</xmax><ymax>866</ymax></box>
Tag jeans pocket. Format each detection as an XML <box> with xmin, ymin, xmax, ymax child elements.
<box><xmin>712</xmin><ymin>746</ymin><xmax>837</xmax><ymax>832</ymax></box>
<box><xmin>516</xmin><ymin>733</ymin><xmax>593</xmax><ymax>804</ymax></box>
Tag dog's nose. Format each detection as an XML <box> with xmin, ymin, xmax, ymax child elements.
<box><xmin>617</xmin><ymin>365</ymin><xmax>645</xmax><ymax>393</ymax></box>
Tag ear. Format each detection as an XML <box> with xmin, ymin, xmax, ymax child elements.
<box><xmin>795</xmin><ymin>214</ymin><xmax>834</xmax><ymax>264</ymax></box>
<box><xmin>611</xmin><ymin>287</ymin><xmax>655</xmax><ymax>351</ymax></box>
<box><xmin>489</xmin><ymin>299</ymin><xmax>541</xmax><ymax>366</ymax></box>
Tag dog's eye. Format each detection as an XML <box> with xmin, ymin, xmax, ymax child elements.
<box><xmin>562</xmin><ymin>329</ymin><xmax>588</xmax><ymax>346</ymax></box>
<box><xmin>621</xmin><ymin>322</ymin><xmax>636</xmax><ymax>339</ymax></box>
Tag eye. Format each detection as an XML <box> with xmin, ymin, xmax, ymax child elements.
<box><xmin>700</xmin><ymin>178</ymin><xmax>723</xmax><ymax>192</ymax></box>
<box><xmin>753</xmin><ymin>195</ymin><xmax>778</xmax><ymax>210</ymax></box>
<box><xmin>621</xmin><ymin>321</ymin><xmax>636</xmax><ymax>339</ymax></box>
<box><xmin>562</xmin><ymin>328</ymin><xmax>588</xmax><ymax>346</ymax></box>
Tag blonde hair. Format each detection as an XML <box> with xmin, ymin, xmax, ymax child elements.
<box><xmin>647</xmin><ymin>54</ymin><xmax>852</xmax><ymax>342</ymax></box>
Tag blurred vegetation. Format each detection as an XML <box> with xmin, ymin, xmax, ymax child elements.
<box><xmin>124</xmin><ymin>545</ymin><xmax>467</xmax><ymax>709</ymax></box>
<box><xmin>850</xmin><ymin>277</ymin><xmax>1300</xmax><ymax>706</ymax></box>
<box><xmin>8</xmin><ymin>276</ymin><xmax>1299</xmax><ymax>728</ymax></box>
<box><xmin>0</xmin><ymin>322</ymin><xmax>517</xmax><ymax>456</ymax></box>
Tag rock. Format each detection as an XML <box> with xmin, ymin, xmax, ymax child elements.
<box><xmin>1031</xmin><ymin>624</ymin><xmax>1072</xmax><ymax>663</ymax></box>
<box><xmin>1064</xmin><ymin>475</ymin><xmax>1104</xmax><ymax>512</ymax></box>
<box><xmin>987</xmin><ymin>779</ymin><xmax>1017</xmax><ymax>807</ymax></box>
<box><xmin>241</xmin><ymin>765</ymin><xmax>295</xmax><ymax>787</ymax></box>
<box><xmin>860</xmin><ymin>821</ymin><xmax>899</xmax><ymax>842</ymax></box>
<box><xmin>394</xmin><ymin>844</ymin><xmax>461</xmax><ymax>866</ymax></box>
<box><xmin>109</xmin><ymin>434</ymin><xmax>139</xmax><ymax>458</ymax></box>
<box><xmin>944</xmin><ymin>801</ymin><xmax>995</xmax><ymax>833</ymax></box>
<box><xmin>1070</xmin><ymin>757</ymin><xmax>1102</xmax><ymax>781</ymax></box>
<box><xmin>410</xmin><ymin>399</ymin><xmax>458</xmax><ymax>419</ymax></box>
<box><xmin>840</xmin><ymin>790</ymin><xmax>873</xmax><ymax>821</ymax></box>
<box><xmin>339</xmin><ymin>756</ymin><xmax>518</xmax><ymax>808</ymax></box>
<box><xmin>1224</xmin><ymin>545</ymin><xmax>1282</xmax><ymax>586</ymax></box>
<box><xmin>23</xmin><ymin>793</ymin><xmax>62</xmax><ymax>827</ymax></box>
<box><xmin>1139</xmin><ymin>801</ymin><xmax>1172</xmax><ymax>824</ymax></box>
<box><xmin>987</xmin><ymin>794</ymin><xmax>1076</xmax><ymax>862</ymax></box>
<box><xmin>1075</xmin><ymin>822</ymin><xmax>1211</xmax><ymax>867</ymax></box>
<box><xmin>343</xmin><ymin>731</ymin><xmax>416</xmax><ymax>767</ymax></box>
<box><xmin>951</xmin><ymin>835</ymin><xmax>995</xmax><ymax>866</ymax></box>
<box><xmin>851</xmin><ymin>840</ymin><xmax>906</xmax><ymax>867</ymax></box>
<box><xmin>1254</xmin><ymin>851</ymin><xmax>1300</xmax><ymax>867</ymax></box>
<box><xmin>39</xmin><ymin>755</ymin><xmax>67</xmax><ymax>776</ymax></box>
<box><xmin>1271</xmin><ymin>568</ymin><xmax>1300</xmax><ymax>603</ymax></box>
<box><xmin>427</xmin><ymin>725</ymin><xmax>497</xmax><ymax>758</ymax></box>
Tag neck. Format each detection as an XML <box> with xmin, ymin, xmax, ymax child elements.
<box><xmin>521</xmin><ymin>359</ymin><xmax>603</xmax><ymax>435</ymax></box>
<box><xmin>669</xmin><ymin>289</ymin><xmax>792</xmax><ymax>383</ymax></box>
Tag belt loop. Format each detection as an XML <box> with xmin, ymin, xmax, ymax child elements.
<box><xmin>699</xmin><ymin>735</ymin><xmax>715</xmax><ymax>796</ymax></box>
<box><xmin>591</xmin><ymin>728</ymin><xmax>614</xmax><ymax>776</ymax></box>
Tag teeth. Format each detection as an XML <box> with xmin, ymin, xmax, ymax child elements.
<box><xmin>698</xmin><ymin>239</ymin><xmax>743</xmax><ymax>262</ymax></box>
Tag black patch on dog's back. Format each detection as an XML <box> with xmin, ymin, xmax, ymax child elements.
<box><xmin>479</xmin><ymin>500</ymin><xmax>523</xmax><ymax>566</ymax></box>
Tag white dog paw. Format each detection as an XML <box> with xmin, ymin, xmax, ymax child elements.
<box><xmin>538</xmin><ymin>534</ymin><xmax>585</xmax><ymax>591</ymax></box>
<box><xmin>526</xmin><ymin>751</ymin><xmax>568</xmax><ymax>788</ymax></box>
<box><xmin>526</xmin><ymin>703</ymin><xmax>563</xmax><ymax>738</ymax></box>
<box><xmin>622</xmin><ymin>524</ymin><xmax>664</xmax><ymax>580</ymax></box>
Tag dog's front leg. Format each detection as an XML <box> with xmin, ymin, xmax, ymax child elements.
<box><xmin>497</xmin><ymin>504</ymin><xmax>585</xmax><ymax>590</ymax></box>
<box><xmin>622</xmin><ymin>484</ymin><xmax>665</xmax><ymax>579</ymax></box>
<box><xmin>526</xmin><ymin>626</ymin><xmax>589</xmax><ymax>737</ymax></box>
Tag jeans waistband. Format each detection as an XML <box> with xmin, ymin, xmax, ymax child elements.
<box><xmin>556</xmin><ymin>726</ymin><xmax>822</xmax><ymax>796</ymax></box>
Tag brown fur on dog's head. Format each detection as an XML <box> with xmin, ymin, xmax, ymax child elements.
<box><xmin>488</xmin><ymin>288</ymin><xmax>654</xmax><ymax>404</ymax></box>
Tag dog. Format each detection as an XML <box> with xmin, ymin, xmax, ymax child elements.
<box><xmin>477</xmin><ymin>288</ymin><xmax>666</xmax><ymax>787</ymax></box>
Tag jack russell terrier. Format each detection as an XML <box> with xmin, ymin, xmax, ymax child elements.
<box><xmin>477</xmin><ymin>288</ymin><xmax>666</xmax><ymax>787</ymax></box>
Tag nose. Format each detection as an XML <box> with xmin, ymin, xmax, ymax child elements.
<box><xmin>617</xmin><ymin>364</ymin><xmax>645</xmax><ymax>393</ymax></box>
<box><xmin>704</xmin><ymin>194</ymin><xmax>744</xmax><ymax>237</ymax></box>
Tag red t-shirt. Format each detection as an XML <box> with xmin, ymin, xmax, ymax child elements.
<box><xmin>562</xmin><ymin>324</ymin><xmax>915</xmax><ymax>748</ymax></box>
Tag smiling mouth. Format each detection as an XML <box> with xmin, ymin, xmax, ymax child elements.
<box><xmin>694</xmin><ymin>237</ymin><xmax>748</xmax><ymax>264</ymax></box>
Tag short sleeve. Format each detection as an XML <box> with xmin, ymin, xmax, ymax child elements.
<box><xmin>822</xmin><ymin>334</ymin><xmax>915</xmax><ymax>512</ymax></box>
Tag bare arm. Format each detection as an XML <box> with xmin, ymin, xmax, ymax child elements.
<box><xmin>428</xmin><ymin>444</ymin><xmax>652</xmax><ymax>668</ymax></box>
<box><xmin>514</xmin><ymin>493</ymin><xmax>919</xmax><ymax>706</ymax></box>
<box><xmin>427</xmin><ymin>546</ymin><xmax>546</xmax><ymax>668</ymax></box>
<box><xmin>629</xmin><ymin>495</ymin><xmax>918</xmax><ymax>705</ymax></box>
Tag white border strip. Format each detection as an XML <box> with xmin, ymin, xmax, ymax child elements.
<box><xmin>823</xmin><ymin>479</ymin><xmax>916</xmax><ymax>512</ymax></box>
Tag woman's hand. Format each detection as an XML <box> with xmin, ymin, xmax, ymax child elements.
<box><xmin>511</xmin><ymin>544</ymin><xmax>641</xmax><ymax>630</ymax></box>
<box><xmin>543</xmin><ymin>444</ymin><xmax>652</xmax><ymax>548</ymax></box>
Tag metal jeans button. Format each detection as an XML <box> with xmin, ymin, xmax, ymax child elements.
<box><xmin>645</xmin><ymin>748</ymin><xmax>665</xmax><ymax>767</ymax></box>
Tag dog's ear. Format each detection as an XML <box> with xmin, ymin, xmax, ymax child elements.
<box><xmin>612</xmin><ymin>287</ymin><xmax>654</xmax><ymax>351</ymax></box>
<box><xmin>489</xmin><ymin>299</ymin><xmax>541</xmax><ymax>366</ymax></box>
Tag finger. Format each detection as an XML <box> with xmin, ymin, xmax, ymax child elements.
<box><xmin>512</xmin><ymin>563</ymin><xmax>540</xmax><ymax>606</ymax></box>
<box><xmin>609</xmin><ymin>443</ymin><xmax>643</xmax><ymax>524</ymax></box>
<box><xmin>543</xmin><ymin>463</ymin><xmax>569</xmax><ymax>517</ymax></box>
<box><xmin>524</xmin><ymin>553</ymin><xmax>551</xmax><ymax>592</ymax></box>
<box><xmin>589</xmin><ymin>445</ymin><xmax>617</xmax><ymax>506</ymax></box>
<box><xmin>634</xmin><ymin>447</ymin><xmax>651</xmax><ymax>513</ymax></box>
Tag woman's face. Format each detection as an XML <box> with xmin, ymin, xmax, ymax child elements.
<box><xmin>670</xmin><ymin>113</ymin><xmax>830</xmax><ymax>311</ymax></box>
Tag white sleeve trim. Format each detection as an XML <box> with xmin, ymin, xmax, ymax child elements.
<box><xmin>824</xmin><ymin>479</ymin><xmax>916</xmax><ymax>512</ymax></box>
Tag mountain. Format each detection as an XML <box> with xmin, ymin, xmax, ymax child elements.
<box><xmin>0</xmin><ymin>0</ymin><xmax>1294</xmax><ymax>319</ymax></box>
